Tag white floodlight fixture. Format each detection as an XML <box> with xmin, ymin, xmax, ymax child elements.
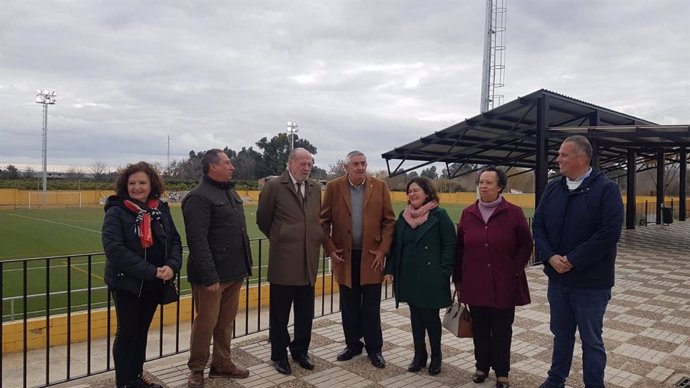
<box><xmin>286</xmin><ymin>121</ymin><xmax>300</xmax><ymax>151</ymax></box>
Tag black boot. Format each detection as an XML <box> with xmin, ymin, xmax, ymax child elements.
<box><xmin>407</xmin><ymin>351</ymin><xmax>428</xmax><ymax>372</ymax></box>
<box><xmin>428</xmin><ymin>354</ymin><xmax>441</xmax><ymax>375</ymax></box>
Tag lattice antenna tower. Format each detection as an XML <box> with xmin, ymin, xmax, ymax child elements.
<box><xmin>480</xmin><ymin>0</ymin><xmax>507</xmax><ymax>113</ymax></box>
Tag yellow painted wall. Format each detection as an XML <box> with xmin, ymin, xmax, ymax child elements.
<box><xmin>2</xmin><ymin>274</ymin><xmax>335</xmax><ymax>353</ymax></box>
<box><xmin>0</xmin><ymin>188</ymin><xmax>682</xmax><ymax>209</ymax></box>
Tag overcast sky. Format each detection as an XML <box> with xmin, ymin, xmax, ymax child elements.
<box><xmin>1</xmin><ymin>0</ymin><xmax>689</xmax><ymax>175</ymax></box>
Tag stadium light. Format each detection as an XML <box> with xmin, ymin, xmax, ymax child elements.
<box><xmin>35</xmin><ymin>89</ymin><xmax>57</xmax><ymax>193</ymax></box>
<box><xmin>286</xmin><ymin>121</ymin><xmax>299</xmax><ymax>151</ymax></box>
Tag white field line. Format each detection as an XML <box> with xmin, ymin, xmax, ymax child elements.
<box><xmin>4</xmin><ymin>213</ymin><xmax>102</xmax><ymax>234</ymax></box>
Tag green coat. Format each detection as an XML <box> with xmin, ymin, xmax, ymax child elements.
<box><xmin>385</xmin><ymin>207</ymin><xmax>456</xmax><ymax>309</ymax></box>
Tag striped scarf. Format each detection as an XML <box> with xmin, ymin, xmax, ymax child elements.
<box><xmin>123</xmin><ymin>199</ymin><xmax>161</xmax><ymax>248</ymax></box>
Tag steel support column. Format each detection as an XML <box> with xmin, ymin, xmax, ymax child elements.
<box><xmin>589</xmin><ymin>111</ymin><xmax>600</xmax><ymax>169</ymax></box>
<box><xmin>656</xmin><ymin>150</ymin><xmax>664</xmax><ymax>224</ymax></box>
<box><xmin>535</xmin><ymin>95</ymin><xmax>549</xmax><ymax>207</ymax></box>
<box><xmin>626</xmin><ymin>149</ymin><xmax>636</xmax><ymax>229</ymax></box>
<box><xmin>680</xmin><ymin>146</ymin><xmax>687</xmax><ymax>221</ymax></box>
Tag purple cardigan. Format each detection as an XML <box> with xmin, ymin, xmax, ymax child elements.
<box><xmin>453</xmin><ymin>198</ymin><xmax>533</xmax><ymax>308</ymax></box>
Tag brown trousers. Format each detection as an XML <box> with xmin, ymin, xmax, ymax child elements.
<box><xmin>188</xmin><ymin>281</ymin><xmax>242</xmax><ymax>372</ymax></box>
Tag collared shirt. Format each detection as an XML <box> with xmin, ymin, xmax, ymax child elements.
<box><xmin>288</xmin><ymin>171</ymin><xmax>305</xmax><ymax>197</ymax></box>
<box><xmin>348</xmin><ymin>175</ymin><xmax>366</xmax><ymax>188</ymax></box>
<box><xmin>566</xmin><ymin>167</ymin><xmax>593</xmax><ymax>191</ymax></box>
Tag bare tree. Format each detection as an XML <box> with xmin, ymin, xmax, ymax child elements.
<box><xmin>90</xmin><ymin>161</ymin><xmax>109</xmax><ymax>181</ymax></box>
<box><xmin>328</xmin><ymin>159</ymin><xmax>347</xmax><ymax>178</ymax></box>
<box><xmin>65</xmin><ymin>166</ymin><xmax>85</xmax><ymax>180</ymax></box>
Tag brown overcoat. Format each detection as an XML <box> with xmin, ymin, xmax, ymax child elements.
<box><xmin>257</xmin><ymin>171</ymin><xmax>323</xmax><ymax>286</ymax></box>
<box><xmin>320</xmin><ymin>175</ymin><xmax>395</xmax><ymax>287</ymax></box>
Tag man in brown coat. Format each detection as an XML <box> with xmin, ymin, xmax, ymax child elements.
<box><xmin>320</xmin><ymin>150</ymin><xmax>395</xmax><ymax>368</ymax></box>
<box><xmin>257</xmin><ymin>147</ymin><xmax>323</xmax><ymax>376</ymax></box>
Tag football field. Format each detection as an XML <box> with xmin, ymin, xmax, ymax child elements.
<box><xmin>0</xmin><ymin>202</ymin><xmax>531</xmax><ymax>320</ymax></box>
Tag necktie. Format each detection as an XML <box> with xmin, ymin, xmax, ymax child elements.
<box><xmin>296</xmin><ymin>182</ymin><xmax>304</xmax><ymax>199</ymax></box>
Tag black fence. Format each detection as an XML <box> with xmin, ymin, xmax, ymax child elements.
<box><xmin>1</xmin><ymin>237</ymin><xmax>392</xmax><ymax>388</ymax></box>
<box><xmin>636</xmin><ymin>198</ymin><xmax>688</xmax><ymax>226</ymax></box>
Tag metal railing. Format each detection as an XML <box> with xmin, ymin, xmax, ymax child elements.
<box><xmin>1</xmin><ymin>238</ymin><xmax>389</xmax><ymax>388</ymax></box>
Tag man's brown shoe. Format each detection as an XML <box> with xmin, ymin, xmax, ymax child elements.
<box><xmin>209</xmin><ymin>364</ymin><xmax>250</xmax><ymax>379</ymax></box>
<box><xmin>187</xmin><ymin>371</ymin><xmax>204</xmax><ymax>388</ymax></box>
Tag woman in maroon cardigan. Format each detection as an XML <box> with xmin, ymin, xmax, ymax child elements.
<box><xmin>454</xmin><ymin>167</ymin><xmax>533</xmax><ymax>388</ymax></box>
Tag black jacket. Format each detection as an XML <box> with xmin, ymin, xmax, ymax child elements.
<box><xmin>532</xmin><ymin>170</ymin><xmax>623</xmax><ymax>289</ymax></box>
<box><xmin>102</xmin><ymin>196</ymin><xmax>183</xmax><ymax>296</ymax></box>
<box><xmin>182</xmin><ymin>176</ymin><xmax>253</xmax><ymax>286</ymax></box>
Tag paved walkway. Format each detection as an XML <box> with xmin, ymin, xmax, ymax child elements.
<box><xmin>13</xmin><ymin>222</ymin><xmax>690</xmax><ymax>387</ymax></box>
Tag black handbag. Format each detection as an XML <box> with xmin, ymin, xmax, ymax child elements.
<box><xmin>160</xmin><ymin>280</ymin><xmax>179</xmax><ymax>305</ymax></box>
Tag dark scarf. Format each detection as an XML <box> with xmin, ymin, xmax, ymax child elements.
<box><xmin>123</xmin><ymin>199</ymin><xmax>161</xmax><ymax>248</ymax></box>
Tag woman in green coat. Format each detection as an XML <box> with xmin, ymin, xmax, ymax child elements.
<box><xmin>384</xmin><ymin>177</ymin><xmax>456</xmax><ymax>376</ymax></box>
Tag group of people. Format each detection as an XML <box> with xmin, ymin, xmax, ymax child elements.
<box><xmin>102</xmin><ymin>135</ymin><xmax>623</xmax><ymax>388</ymax></box>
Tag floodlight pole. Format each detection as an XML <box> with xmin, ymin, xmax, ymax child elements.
<box><xmin>286</xmin><ymin>121</ymin><xmax>299</xmax><ymax>151</ymax></box>
<box><xmin>35</xmin><ymin>90</ymin><xmax>57</xmax><ymax>193</ymax></box>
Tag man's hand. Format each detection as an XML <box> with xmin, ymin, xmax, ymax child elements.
<box><xmin>205</xmin><ymin>282</ymin><xmax>220</xmax><ymax>292</ymax></box>
<box><xmin>383</xmin><ymin>274</ymin><xmax>393</xmax><ymax>285</ymax></box>
<box><xmin>548</xmin><ymin>254</ymin><xmax>573</xmax><ymax>274</ymax></box>
<box><xmin>329</xmin><ymin>248</ymin><xmax>345</xmax><ymax>262</ymax></box>
<box><xmin>369</xmin><ymin>249</ymin><xmax>386</xmax><ymax>271</ymax></box>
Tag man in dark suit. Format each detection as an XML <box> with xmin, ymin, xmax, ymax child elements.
<box><xmin>183</xmin><ymin>149</ymin><xmax>253</xmax><ymax>387</ymax></box>
<box><xmin>320</xmin><ymin>150</ymin><xmax>395</xmax><ymax>368</ymax></box>
<box><xmin>256</xmin><ymin>147</ymin><xmax>323</xmax><ymax>375</ymax></box>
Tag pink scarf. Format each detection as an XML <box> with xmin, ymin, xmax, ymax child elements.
<box><xmin>402</xmin><ymin>201</ymin><xmax>438</xmax><ymax>229</ymax></box>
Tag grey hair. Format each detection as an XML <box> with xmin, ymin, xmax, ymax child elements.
<box><xmin>345</xmin><ymin>150</ymin><xmax>366</xmax><ymax>164</ymax></box>
<box><xmin>564</xmin><ymin>135</ymin><xmax>593</xmax><ymax>161</ymax></box>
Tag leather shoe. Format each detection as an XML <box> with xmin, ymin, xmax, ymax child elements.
<box><xmin>406</xmin><ymin>351</ymin><xmax>428</xmax><ymax>372</ymax></box>
<box><xmin>336</xmin><ymin>347</ymin><xmax>363</xmax><ymax>361</ymax></box>
<box><xmin>368</xmin><ymin>352</ymin><xmax>386</xmax><ymax>369</ymax></box>
<box><xmin>273</xmin><ymin>359</ymin><xmax>292</xmax><ymax>375</ymax></box>
<box><xmin>496</xmin><ymin>383</ymin><xmax>510</xmax><ymax>388</ymax></box>
<box><xmin>209</xmin><ymin>364</ymin><xmax>250</xmax><ymax>379</ymax></box>
<box><xmin>473</xmin><ymin>371</ymin><xmax>488</xmax><ymax>383</ymax></box>
<box><xmin>187</xmin><ymin>371</ymin><xmax>204</xmax><ymax>388</ymax></box>
<box><xmin>293</xmin><ymin>354</ymin><xmax>315</xmax><ymax>370</ymax></box>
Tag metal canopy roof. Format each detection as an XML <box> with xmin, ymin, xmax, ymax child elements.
<box><xmin>382</xmin><ymin>89</ymin><xmax>689</xmax><ymax>178</ymax></box>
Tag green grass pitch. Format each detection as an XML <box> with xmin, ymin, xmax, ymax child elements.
<box><xmin>0</xmin><ymin>201</ymin><xmax>531</xmax><ymax>319</ymax></box>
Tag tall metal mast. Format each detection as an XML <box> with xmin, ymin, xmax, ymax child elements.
<box><xmin>480</xmin><ymin>0</ymin><xmax>507</xmax><ymax>113</ymax></box>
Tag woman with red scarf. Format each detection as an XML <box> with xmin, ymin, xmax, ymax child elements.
<box><xmin>384</xmin><ymin>177</ymin><xmax>456</xmax><ymax>376</ymax></box>
<box><xmin>102</xmin><ymin>161</ymin><xmax>182</xmax><ymax>388</ymax></box>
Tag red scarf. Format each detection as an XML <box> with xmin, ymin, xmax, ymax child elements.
<box><xmin>123</xmin><ymin>199</ymin><xmax>160</xmax><ymax>248</ymax></box>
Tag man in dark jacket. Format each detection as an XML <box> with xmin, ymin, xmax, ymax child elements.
<box><xmin>257</xmin><ymin>147</ymin><xmax>323</xmax><ymax>375</ymax></box>
<box><xmin>533</xmin><ymin>135</ymin><xmax>623</xmax><ymax>388</ymax></box>
<box><xmin>182</xmin><ymin>149</ymin><xmax>253</xmax><ymax>388</ymax></box>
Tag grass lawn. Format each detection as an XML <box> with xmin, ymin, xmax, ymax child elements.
<box><xmin>0</xmin><ymin>201</ymin><xmax>534</xmax><ymax>319</ymax></box>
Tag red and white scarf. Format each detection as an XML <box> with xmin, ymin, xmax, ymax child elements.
<box><xmin>402</xmin><ymin>200</ymin><xmax>438</xmax><ymax>229</ymax></box>
<box><xmin>123</xmin><ymin>199</ymin><xmax>161</xmax><ymax>248</ymax></box>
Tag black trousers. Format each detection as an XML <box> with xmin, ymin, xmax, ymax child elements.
<box><xmin>269</xmin><ymin>283</ymin><xmax>315</xmax><ymax>361</ymax></box>
<box><xmin>111</xmin><ymin>288</ymin><xmax>159</xmax><ymax>386</ymax></box>
<box><xmin>339</xmin><ymin>249</ymin><xmax>383</xmax><ymax>354</ymax></box>
<box><xmin>470</xmin><ymin>305</ymin><xmax>515</xmax><ymax>377</ymax></box>
<box><xmin>409</xmin><ymin>304</ymin><xmax>442</xmax><ymax>357</ymax></box>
